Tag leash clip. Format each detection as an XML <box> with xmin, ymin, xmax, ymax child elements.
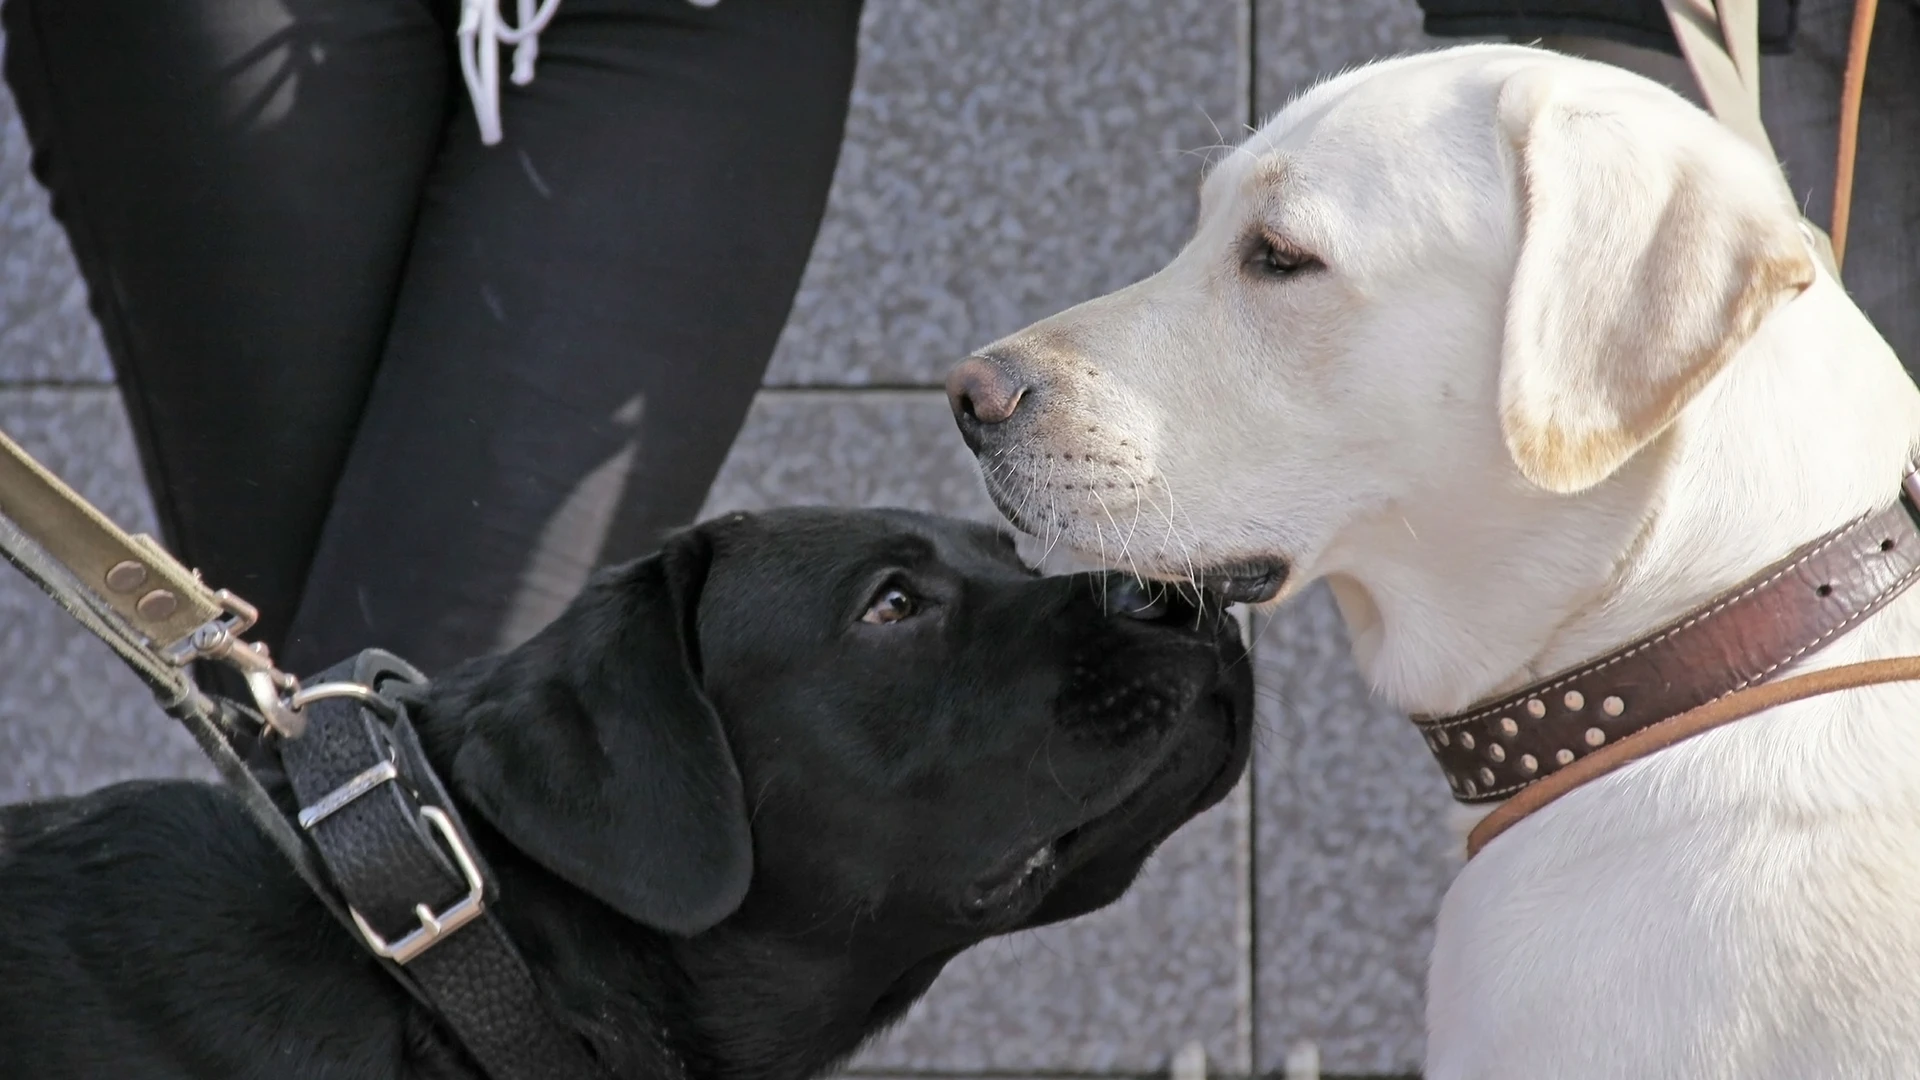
<box><xmin>167</xmin><ymin>590</ymin><xmax>307</xmax><ymax>738</ymax></box>
<box><xmin>168</xmin><ymin>591</ymin><xmax>408</xmax><ymax>741</ymax></box>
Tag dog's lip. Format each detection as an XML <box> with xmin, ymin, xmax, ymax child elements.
<box><xmin>1191</xmin><ymin>559</ymin><xmax>1289</xmax><ymax>605</ymax></box>
<box><xmin>967</xmin><ymin>807</ymin><xmax>1121</xmax><ymax>907</ymax></box>
<box><xmin>962</xmin><ymin>825</ymin><xmax>1083</xmax><ymax>914</ymax></box>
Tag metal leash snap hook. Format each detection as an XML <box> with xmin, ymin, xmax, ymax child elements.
<box><xmin>171</xmin><ymin>590</ymin><xmax>307</xmax><ymax>738</ymax></box>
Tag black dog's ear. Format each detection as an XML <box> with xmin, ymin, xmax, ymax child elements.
<box><xmin>446</xmin><ymin>528</ymin><xmax>751</xmax><ymax>935</ymax></box>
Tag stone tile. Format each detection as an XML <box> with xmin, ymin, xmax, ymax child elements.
<box><xmin>1253</xmin><ymin>0</ymin><xmax>1437</xmax><ymax>120</ymax></box>
<box><xmin>0</xmin><ymin>388</ymin><xmax>207</xmax><ymax>804</ymax></box>
<box><xmin>0</xmin><ymin>25</ymin><xmax>116</xmax><ymax>384</ymax></box>
<box><xmin>1251</xmin><ymin>586</ymin><xmax>1458</xmax><ymax>1077</ymax></box>
<box><xmin>838</xmin><ymin>1075</ymin><xmax>1106</xmax><ymax>1080</ymax></box>
<box><xmin>701</xmin><ymin>390</ymin><xmax>998</xmax><ymax>521</ymax></box>
<box><xmin>705</xmin><ymin>389</ymin><xmax>1255</xmax><ymax>1074</ymax></box>
<box><xmin>701</xmin><ymin>389</ymin><xmax>1129</xmax><ymax>579</ymax></box>
<box><xmin>764</xmin><ymin>0</ymin><xmax>1246</xmax><ymax>388</ymax></box>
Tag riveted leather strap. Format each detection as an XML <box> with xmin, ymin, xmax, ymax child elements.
<box><xmin>1416</xmin><ymin>476</ymin><xmax>1920</xmax><ymax>803</ymax></box>
<box><xmin>1466</xmin><ymin>654</ymin><xmax>1920</xmax><ymax>857</ymax></box>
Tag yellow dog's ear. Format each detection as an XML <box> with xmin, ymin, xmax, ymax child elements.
<box><xmin>1496</xmin><ymin>63</ymin><xmax>1816</xmax><ymax>494</ymax></box>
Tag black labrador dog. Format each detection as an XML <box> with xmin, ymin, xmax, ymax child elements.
<box><xmin>0</xmin><ymin>508</ymin><xmax>1251</xmax><ymax>1080</ymax></box>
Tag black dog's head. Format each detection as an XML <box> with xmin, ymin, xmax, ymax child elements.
<box><xmin>425</xmin><ymin>508</ymin><xmax>1251</xmax><ymax>1080</ymax></box>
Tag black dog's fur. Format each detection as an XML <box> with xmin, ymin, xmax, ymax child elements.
<box><xmin>0</xmin><ymin>509</ymin><xmax>1252</xmax><ymax>1080</ymax></box>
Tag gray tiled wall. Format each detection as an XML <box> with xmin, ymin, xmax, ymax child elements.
<box><xmin>0</xmin><ymin>389</ymin><xmax>208</xmax><ymax>802</ymax></box>
<box><xmin>4</xmin><ymin>3</ymin><xmax>1917</xmax><ymax>1079</ymax></box>
<box><xmin>0</xmin><ymin>75</ymin><xmax>111</xmax><ymax>384</ymax></box>
<box><xmin>0</xmin><ymin>23</ymin><xmax>210</xmax><ymax>804</ymax></box>
<box><xmin>764</xmin><ymin>0</ymin><xmax>1247</xmax><ymax>387</ymax></box>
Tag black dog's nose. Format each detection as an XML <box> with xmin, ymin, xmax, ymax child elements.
<box><xmin>947</xmin><ymin>354</ymin><xmax>1029</xmax><ymax>448</ymax></box>
<box><xmin>1106</xmin><ymin>575</ymin><xmax>1188</xmax><ymax>622</ymax></box>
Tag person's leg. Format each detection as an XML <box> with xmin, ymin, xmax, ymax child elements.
<box><xmin>283</xmin><ymin>0</ymin><xmax>864</xmax><ymax>674</ymax></box>
<box><xmin>2</xmin><ymin>0</ymin><xmax>453</xmax><ymax>656</ymax></box>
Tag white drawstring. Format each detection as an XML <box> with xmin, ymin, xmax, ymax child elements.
<box><xmin>458</xmin><ymin>0</ymin><xmax>723</xmax><ymax>147</ymax></box>
<box><xmin>457</xmin><ymin>0</ymin><xmax>565</xmax><ymax>146</ymax></box>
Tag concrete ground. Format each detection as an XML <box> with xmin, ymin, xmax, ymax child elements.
<box><xmin>3</xmin><ymin>2</ymin><xmax>1914</xmax><ymax>1076</ymax></box>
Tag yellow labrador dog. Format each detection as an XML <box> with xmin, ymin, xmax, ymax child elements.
<box><xmin>946</xmin><ymin>43</ymin><xmax>1920</xmax><ymax>1080</ymax></box>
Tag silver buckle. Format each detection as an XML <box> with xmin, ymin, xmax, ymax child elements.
<box><xmin>345</xmin><ymin>806</ymin><xmax>487</xmax><ymax>965</ymax></box>
<box><xmin>297</xmin><ymin>760</ymin><xmax>487</xmax><ymax>965</ymax></box>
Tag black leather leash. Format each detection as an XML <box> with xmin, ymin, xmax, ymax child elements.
<box><xmin>0</xmin><ymin>430</ymin><xmax>606</xmax><ymax>1079</ymax></box>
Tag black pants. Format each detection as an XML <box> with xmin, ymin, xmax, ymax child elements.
<box><xmin>1412</xmin><ymin>0</ymin><xmax>1800</xmax><ymax>53</ymax></box>
<box><xmin>3</xmin><ymin>0</ymin><xmax>861</xmax><ymax>676</ymax></box>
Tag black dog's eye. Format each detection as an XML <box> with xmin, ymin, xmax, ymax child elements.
<box><xmin>1244</xmin><ymin>233</ymin><xmax>1318</xmax><ymax>279</ymax></box>
<box><xmin>862</xmin><ymin>587</ymin><xmax>918</xmax><ymax>625</ymax></box>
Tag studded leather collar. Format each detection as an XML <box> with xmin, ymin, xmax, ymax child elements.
<box><xmin>1416</xmin><ymin>471</ymin><xmax>1920</xmax><ymax>804</ymax></box>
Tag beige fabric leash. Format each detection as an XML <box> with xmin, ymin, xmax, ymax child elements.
<box><xmin>0</xmin><ymin>426</ymin><xmax>304</xmax><ymax>733</ymax></box>
<box><xmin>1658</xmin><ymin>0</ymin><xmax>1877</xmax><ymax>273</ymax></box>
<box><xmin>1467</xmin><ymin>654</ymin><xmax>1920</xmax><ymax>857</ymax></box>
<box><xmin>0</xmin><ymin>427</ymin><xmax>221</xmax><ymax>650</ymax></box>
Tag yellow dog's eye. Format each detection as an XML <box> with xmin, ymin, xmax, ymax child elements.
<box><xmin>1246</xmin><ymin>233</ymin><xmax>1317</xmax><ymax>278</ymax></box>
<box><xmin>862</xmin><ymin>587</ymin><xmax>917</xmax><ymax>625</ymax></box>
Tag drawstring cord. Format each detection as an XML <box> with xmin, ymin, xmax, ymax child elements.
<box><xmin>457</xmin><ymin>0</ymin><xmax>564</xmax><ymax>146</ymax></box>
<box><xmin>458</xmin><ymin>0</ymin><xmax>723</xmax><ymax>147</ymax></box>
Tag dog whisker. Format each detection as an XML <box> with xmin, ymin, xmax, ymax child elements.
<box><xmin>1121</xmin><ymin>471</ymin><xmax>1146</xmax><ymax>562</ymax></box>
<box><xmin>1153</xmin><ymin>471</ymin><xmax>1204</xmax><ymax>589</ymax></box>
<box><xmin>1038</xmin><ymin>456</ymin><xmax>1066</xmax><ymax>566</ymax></box>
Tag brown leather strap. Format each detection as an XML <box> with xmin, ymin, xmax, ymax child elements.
<box><xmin>1832</xmin><ymin>0</ymin><xmax>1879</xmax><ymax>271</ymax></box>
<box><xmin>1415</xmin><ymin>483</ymin><xmax>1920</xmax><ymax>803</ymax></box>
<box><xmin>1466</xmin><ymin>654</ymin><xmax>1920</xmax><ymax>857</ymax></box>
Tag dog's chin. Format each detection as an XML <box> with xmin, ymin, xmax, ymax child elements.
<box><xmin>1137</xmin><ymin>558</ymin><xmax>1291</xmax><ymax>606</ymax></box>
<box><xmin>1190</xmin><ymin>559</ymin><xmax>1289</xmax><ymax>605</ymax></box>
<box><xmin>962</xmin><ymin>691</ymin><xmax>1252</xmax><ymax>931</ymax></box>
<box><xmin>959</xmin><ymin>823</ymin><xmax>1083</xmax><ymax>922</ymax></box>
